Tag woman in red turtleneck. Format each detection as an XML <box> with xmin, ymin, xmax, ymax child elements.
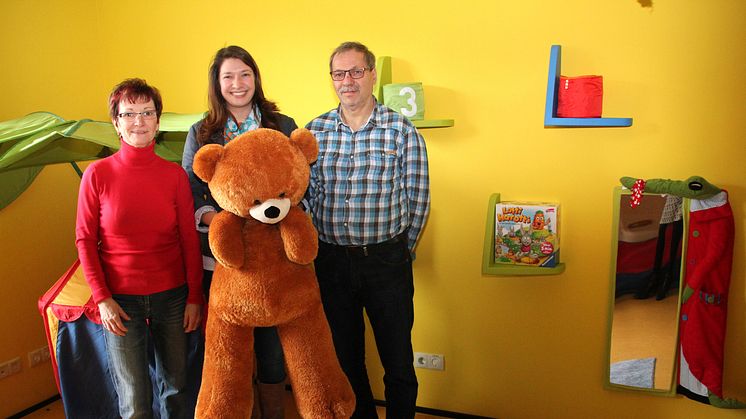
<box><xmin>75</xmin><ymin>79</ymin><xmax>203</xmax><ymax>418</ymax></box>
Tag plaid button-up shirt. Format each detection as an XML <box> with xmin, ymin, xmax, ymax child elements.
<box><xmin>305</xmin><ymin>101</ymin><xmax>430</xmax><ymax>254</ymax></box>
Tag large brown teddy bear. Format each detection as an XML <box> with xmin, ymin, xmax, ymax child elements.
<box><xmin>192</xmin><ymin>128</ymin><xmax>355</xmax><ymax>418</ymax></box>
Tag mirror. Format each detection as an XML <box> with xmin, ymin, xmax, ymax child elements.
<box><xmin>606</xmin><ymin>187</ymin><xmax>685</xmax><ymax>394</ymax></box>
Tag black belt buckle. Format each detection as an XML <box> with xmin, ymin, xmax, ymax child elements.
<box><xmin>345</xmin><ymin>233</ymin><xmax>405</xmax><ymax>257</ymax></box>
<box><xmin>343</xmin><ymin>244</ymin><xmax>369</xmax><ymax>257</ymax></box>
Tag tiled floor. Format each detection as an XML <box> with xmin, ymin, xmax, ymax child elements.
<box><xmin>21</xmin><ymin>393</ymin><xmax>442</xmax><ymax>418</ymax></box>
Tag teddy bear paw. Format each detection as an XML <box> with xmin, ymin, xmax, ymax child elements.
<box><xmin>328</xmin><ymin>398</ymin><xmax>356</xmax><ymax>419</ymax></box>
<box><xmin>301</xmin><ymin>398</ymin><xmax>355</xmax><ymax>419</ymax></box>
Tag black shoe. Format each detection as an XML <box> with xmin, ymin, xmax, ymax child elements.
<box><xmin>656</xmin><ymin>272</ymin><xmax>674</xmax><ymax>300</ymax></box>
<box><xmin>635</xmin><ymin>272</ymin><xmax>659</xmax><ymax>299</ymax></box>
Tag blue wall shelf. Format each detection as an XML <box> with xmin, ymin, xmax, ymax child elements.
<box><xmin>544</xmin><ymin>45</ymin><xmax>633</xmax><ymax>128</ymax></box>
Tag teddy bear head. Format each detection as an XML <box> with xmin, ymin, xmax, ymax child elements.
<box><xmin>192</xmin><ymin>128</ymin><xmax>318</xmax><ymax>224</ymax></box>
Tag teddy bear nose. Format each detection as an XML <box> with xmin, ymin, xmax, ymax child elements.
<box><xmin>265</xmin><ymin>206</ymin><xmax>281</xmax><ymax>219</ymax></box>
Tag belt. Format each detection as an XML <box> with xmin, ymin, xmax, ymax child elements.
<box><xmin>323</xmin><ymin>233</ymin><xmax>407</xmax><ymax>257</ymax></box>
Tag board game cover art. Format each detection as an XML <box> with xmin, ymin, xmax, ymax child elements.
<box><xmin>494</xmin><ymin>202</ymin><xmax>560</xmax><ymax>267</ymax></box>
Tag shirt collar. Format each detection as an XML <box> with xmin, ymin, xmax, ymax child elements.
<box><xmin>334</xmin><ymin>97</ymin><xmax>381</xmax><ymax>131</ymax></box>
<box><xmin>117</xmin><ymin>139</ymin><xmax>157</xmax><ymax>166</ymax></box>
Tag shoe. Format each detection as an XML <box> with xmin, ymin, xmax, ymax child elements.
<box><xmin>656</xmin><ymin>272</ymin><xmax>674</xmax><ymax>301</ymax></box>
<box><xmin>635</xmin><ymin>272</ymin><xmax>660</xmax><ymax>299</ymax></box>
<box><xmin>251</xmin><ymin>381</ymin><xmax>286</xmax><ymax>419</ymax></box>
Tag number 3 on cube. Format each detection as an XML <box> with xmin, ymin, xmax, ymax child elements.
<box><xmin>383</xmin><ymin>82</ymin><xmax>425</xmax><ymax>120</ymax></box>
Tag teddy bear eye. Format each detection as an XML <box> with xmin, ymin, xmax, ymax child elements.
<box><xmin>279</xmin><ymin>192</ymin><xmax>286</xmax><ymax>198</ymax></box>
<box><xmin>253</xmin><ymin>199</ymin><xmax>261</xmax><ymax>205</ymax></box>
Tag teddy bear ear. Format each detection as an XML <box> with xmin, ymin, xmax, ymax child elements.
<box><xmin>193</xmin><ymin>144</ymin><xmax>224</xmax><ymax>182</ymax></box>
<box><xmin>289</xmin><ymin>128</ymin><xmax>319</xmax><ymax>164</ymax></box>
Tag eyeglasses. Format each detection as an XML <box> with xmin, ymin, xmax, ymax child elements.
<box><xmin>117</xmin><ymin>111</ymin><xmax>158</xmax><ymax>120</ymax></box>
<box><xmin>329</xmin><ymin>68</ymin><xmax>370</xmax><ymax>81</ymax></box>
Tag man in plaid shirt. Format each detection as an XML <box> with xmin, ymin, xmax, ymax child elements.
<box><xmin>305</xmin><ymin>41</ymin><xmax>430</xmax><ymax>419</ymax></box>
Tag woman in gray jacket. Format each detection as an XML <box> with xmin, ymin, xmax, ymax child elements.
<box><xmin>181</xmin><ymin>45</ymin><xmax>296</xmax><ymax>419</ymax></box>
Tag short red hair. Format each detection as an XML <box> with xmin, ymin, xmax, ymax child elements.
<box><xmin>108</xmin><ymin>78</ymin><xmax>163</xmax><ymax>121</ymax></box>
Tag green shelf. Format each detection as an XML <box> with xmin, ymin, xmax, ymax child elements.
<box><xmin>482</xmin><ymin>193</ymin><xmax>566</xmax><ymax>276</ymax></box>
<box><xmin>413</xmin><ymin>119</ymin><xmax>454</xmax><ymax>129</ymax></box>
<box><xmin>373</xmin><ymin>56</ymin><xmax>454</xmax><ymax>130</ymax></box>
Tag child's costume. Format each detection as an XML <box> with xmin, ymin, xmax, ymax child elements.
<box><xmin>621</xmin><ymin>176</ymin><xmax>744</xmax><ymax>408</ymax></box>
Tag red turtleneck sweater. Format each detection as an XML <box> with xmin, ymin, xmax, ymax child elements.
<box><xmin>75</xmin><ymin>141</ymin><xmax>203</xmax><ymax>305</ymax></box>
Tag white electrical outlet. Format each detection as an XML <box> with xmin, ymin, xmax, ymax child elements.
<box><xmin>39</xmin><ymin>346</ymin><xmax>51</xmax><ymax>362</ymax></box>
<box><xmin>9</xmin><ymin>357</ymin><xmax>21</xmax><ymax>374</ymax></box>
<box><xmin>429</xmin><ymin>354</ymin><xmax>445</xmax><ymax>370</ymax></box>
<box><xmin>28</xmin><ymin>347</ymin><xmax>50</xmax><ymax>367</ymax></box>
<box><xmin>413</xmin><ymin>352</ymin><xmax>445</xmax><ymax>371</ymax></box>
<box><xmin>29</xmin><ymin>350</ymin><xmax>40</xmax><ymax>367</ymax></box>
<box><xmin>0</xmin><ymin>357</ymin><xmax>23</xmax><ymax>379</ymax></box>
<box><xmin>414</xmin><ymin>352</ymin><xmax>428</xmax><ymax>368</ymax></box>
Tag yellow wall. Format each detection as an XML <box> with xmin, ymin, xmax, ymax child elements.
<box><xmin>0</xmin><ymin>1</ymin><xmax>101</xmax><ymax>415</ymax></box>
<box><xmin>1</xmin><ymin>1</ymin><xmax>744</xmax><ymax>417</ymax></box>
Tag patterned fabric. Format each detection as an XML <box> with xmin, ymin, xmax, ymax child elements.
<box><xmin>660</xmin><ymin>195</ymin><xmax>683</xmax><ymax>224</ymax></box>
<box><xmin>223</xmin><ymin>107</ymin><xmax>262</xmax><ymax>141</ymax></box>
<box><xmin>305</xmin><ymin>101</ymin><xmax>430</xmax><ymax>253</ymax></box>
<box><xmin>630</xmin><ymin>178</ymin><xmax>646</xmax><ymax>208</ymax></box>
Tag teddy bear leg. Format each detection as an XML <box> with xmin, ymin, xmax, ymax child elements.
<box><xmin>196</xmin><ymin>313</ymin><xmax>256</xmax><ymax>419</ymax></box>
<box><xmin>278</xmin><ymin>304</ymin><xmax>356</xmax><ymax>419</ymax></box>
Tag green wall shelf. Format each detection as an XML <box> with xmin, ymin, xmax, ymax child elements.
<box><xmin>413</xmin><ymin>119</ymin><xmax>454</xmax><ymax>129</ymax></box>
<box><xmin>544</xmin><ymin>45</ymin><xmax>633</xmax><ymax>128</ymax></box>
<box><xmin>374</xmin><ymin>56</ymin><xmax>454</xmax><ymax>129</ymax></box>
<box><xmin>482</xmin><ymin>193</ymin><xmax>566</xmax><ymax>276</ymax></box>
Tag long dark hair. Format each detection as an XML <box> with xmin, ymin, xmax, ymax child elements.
<box><xmin>198</xmin><ymin>46</ymin><xmax>280</xmax><ymax>145</ymax></box>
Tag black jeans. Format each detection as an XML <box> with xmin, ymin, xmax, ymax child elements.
<box><xmin>315</xmin><ymin>238</ymin><xmax>418</xmax><ymax>419</ymax></box>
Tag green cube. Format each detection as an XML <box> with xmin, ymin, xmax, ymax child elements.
<box><xmin>383</xmin><ymin>82</ymin><xmax>425</xmax><ymax>120</ymax></box>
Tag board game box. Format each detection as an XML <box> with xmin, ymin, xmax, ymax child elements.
<box><xmin>494</xmin><ymin>202</ymin><xmax>560</xmax><ymax>267</ymax></box>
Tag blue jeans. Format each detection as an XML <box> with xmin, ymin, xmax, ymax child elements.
<box><xmin>315</xmin><ymin>238</ymin><xmax>418</xmax><ymax>419</ymax></box>
<box><xmin>203</xmin><ymin>269</ymin><xmax>286</xmax><ymax>384</ymax></box>
<box><xmin>104</xmin><ymin>285</ymin><xmax>189</xmax><ymax>419</ymax></box>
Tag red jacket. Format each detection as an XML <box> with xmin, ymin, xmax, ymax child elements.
<box><xmin>679</xmin><ymin>191</ymin><xmax>734</xmax><ymax>399</ymax></box>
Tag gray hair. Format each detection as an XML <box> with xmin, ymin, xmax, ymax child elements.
<box><xmin>329</xmin><ymin>41</ymin><xmax>376</xmax><ymax>71</ymax></box>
